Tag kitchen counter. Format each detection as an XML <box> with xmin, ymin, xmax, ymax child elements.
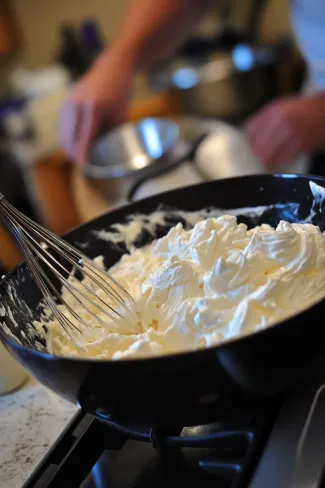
<box><xmin>0</xmin><ymin>375</ymin><xmax>77</xmax><ymax>488</ymax></box>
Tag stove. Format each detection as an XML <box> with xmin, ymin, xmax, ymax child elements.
<box><xmin>22</xmin><ymin>369</ymin><xmax>325</xmax><ymax>488</ymax></box>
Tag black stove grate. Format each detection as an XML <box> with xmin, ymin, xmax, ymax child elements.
<box><xmin>23</xmin><ymin>400</ymin><xmax>281</xmax><ymax>488</ymax></box>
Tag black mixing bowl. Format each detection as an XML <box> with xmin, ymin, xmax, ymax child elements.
<box><xmin>1</xmin><ymin>174</ymin><xmax>325</xmax><ymax>427</ymax></box>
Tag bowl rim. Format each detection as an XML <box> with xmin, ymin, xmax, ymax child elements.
<box><xmin>1</xmin><ymin>172</ymin><xmax>325</xmax><ymax>364</ymax></box>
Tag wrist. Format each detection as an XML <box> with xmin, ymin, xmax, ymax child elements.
<box><xmin>94</xmin><ymin>41</ymin><xmax>140</xmax><ymax>75</ymax></box>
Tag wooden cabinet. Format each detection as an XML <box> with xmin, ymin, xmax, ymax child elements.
<box><xmin>0</xmin><ymin>1</ymin><xmax>20</xmax><ymax>56</ymax></box>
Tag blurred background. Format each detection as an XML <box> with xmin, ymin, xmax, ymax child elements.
<box><xmin>0</xmin><ymin>0</ymin><xmax>305</xmax><ymax>273</ymax></box>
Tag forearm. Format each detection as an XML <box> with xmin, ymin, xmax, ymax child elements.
<box><xmin>98</xmin><ymin>0</ymin><xmax>215</xmax><ymax>71</ymax></box>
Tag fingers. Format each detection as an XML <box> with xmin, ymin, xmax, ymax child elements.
<box><xmin>245</xmin><ymin>104</ymin><xmax>300</xmax><ymax>168</ymax></box>
<box><xmin>262</xmin><ymin>135</ymin><xmax>300</xmax><ymax>168</ymax></box>
<box><xmin>58</xmin><ymin>59</ymin><xmax>132</xmax><ymax>163</ymax></box>
<box><xmin>77</xmin><ymin>103</ymin><xmax>101</xmax><ymax>163</ymax></box>
<box><xmin>59</xmin><ymin>101</ymin><xmax>82</xmax><ymax>161</ymax></box>
<box><xmin>247</xmin><ymin>109</ymin><xmax>286</xmax><ymax>152</ymax></box>
<box><xmin>59</xmin><ymin>100</ymin><xmax>102</xmax><ymax>164</ymax></box>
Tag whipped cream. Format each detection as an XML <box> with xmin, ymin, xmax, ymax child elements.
<box><xmin>38</xmin><ymin>215</ymin><xmax>325</xmax><ymax>359</ymax></box>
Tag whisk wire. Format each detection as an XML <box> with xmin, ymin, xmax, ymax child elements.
<box><xmin>0</xmin><ymin>194</ymin><xmax>137</xmax><ymax>337</ymax></box>
<box><xmin>1</xmin><ymin>210</ymin><xmax>83</xmax><ymax>334</ymax></box>
<box><xmin>3</xmin><ymin>198</ymin><xmax>131</xmax><ymax>311</ymax></box>
<box><xmin>14</xmin><ymin>229</ymin><xmax>79</xmax><ymax>334</ymax></box>
<box><xmin>19</xmin><ymin>226</ymin><xmax>125</xmax><ymax>324</ymax></box>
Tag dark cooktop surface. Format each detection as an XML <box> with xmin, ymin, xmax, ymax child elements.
<box><xmin>23</xmin><ymin>370</ymin><xmax>325</xmax><ymax>488</ymax></box>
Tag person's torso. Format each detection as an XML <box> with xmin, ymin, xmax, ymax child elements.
<box><xmin>291</xmin><ymin>0</ymin><xmax>325</xmax><ymax>91</ymax></box>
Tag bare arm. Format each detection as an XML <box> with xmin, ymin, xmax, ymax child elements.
<box><xmin>60</xmin><ymin>0</ymin><xmax>215</xmax><ymax>162</ymax></box>
<box><xmin>105</xmin><ymin>0</ymin><xmax>215</xmax><ymax>71</ymax></box>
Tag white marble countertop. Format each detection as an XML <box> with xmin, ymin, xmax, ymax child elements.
<box><xmin>0</xmin><ymin>376</ymin><xmax>77</xmax><ymax>488</ymax></box>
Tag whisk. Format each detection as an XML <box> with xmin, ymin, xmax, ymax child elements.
<box><xmin>0</xmin><ymin>192</ymin><xmax>138</xmax><ymax>337</ymax></box>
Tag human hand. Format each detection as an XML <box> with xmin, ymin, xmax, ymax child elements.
<box><xmin>59</xmin><ymin>54</ymin><xmax>135</xmax><ymax>163</ymax></box>
<box><xmin>245</xmin><ymin>94</ymin><xmax>325</xmax><ymax>168</ymax></box>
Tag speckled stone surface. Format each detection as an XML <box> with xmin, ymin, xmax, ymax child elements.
<box><xmin>0</xmin><ymin>376</ymin><xmax>77</xmax><ymax>488</ymax></box>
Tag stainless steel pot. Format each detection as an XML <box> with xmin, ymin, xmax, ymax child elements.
<box><xmin>151</xmin><ymin>40</ymin><xmax>293</xmax><ymax>121</ymax></box>
<box><xmin>83</xmin><ymin>118</ymin><xmax>182</xmax><ymax>204</ymax></box>
<box><xmin>173</xmin><ymin>56</ymin><xmax>267</xmax><ymax>119</ymax></box>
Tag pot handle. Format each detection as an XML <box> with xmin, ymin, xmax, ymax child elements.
<box><xmin>127</xmin><ymin>133</ymin><xmax>208</xmax><ymax>202</ymax></box>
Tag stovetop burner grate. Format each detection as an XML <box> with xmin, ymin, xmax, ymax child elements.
<box><xmin>23</xmin><ymin>400</ymin><xmax>281</xmax><ymax>488</ymax></box>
